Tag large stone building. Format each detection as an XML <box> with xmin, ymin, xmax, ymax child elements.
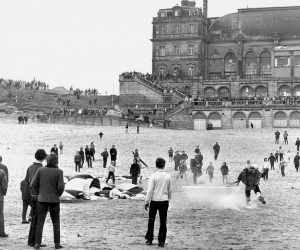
<box><xmin>119</xmin><ymin>0</ymin><xmax>300</xmax><ymax>129</ymax></box>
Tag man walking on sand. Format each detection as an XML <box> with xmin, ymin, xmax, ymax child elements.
<box><xmin>275</xmin><ymin>130</ymin><xmax>280</xmax><ymax>144</ymax></box>
<box><xmin>213</xmin><ymin>142</ymin><xmax>220</xmax><ymax>160</ymax></box>
<box><xmin>295</xmin><ymin>138</ymin><xmax>300</xmax><ymax>151</ymax></box>
<box><xmin>145</xmin><ymin>158</ymin><xmax>171</xmax><ymax>248</ymax></box>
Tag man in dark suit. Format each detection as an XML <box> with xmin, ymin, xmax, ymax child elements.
<box><xmin>79</xmin><ymin>147</ymin><xmax>85</xmax><ymax>167</ymax></box>
<box><xmin>110</xmin><ymin>145</ymin><xmax>117</xmax><ymax>163</ymax></box>
<box><xmin>85</xmin><ymin>145</ymin><xmax>92</xmax><ymax>168</ymax></box>
<box><xmin>31</xmin><ymin>153</ymin><xmax>64</xmax><ymax>250</ymax></box>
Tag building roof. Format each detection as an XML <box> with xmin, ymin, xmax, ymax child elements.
<box><xmin>209</xmin><ymin>6</ymin><xmax>300</xmax><ymax>40</ymax></box>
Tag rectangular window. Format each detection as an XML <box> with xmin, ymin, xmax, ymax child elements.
<box><xmin>161</xmin><ymin>25</ymin><xmax>166</xmax><ymax>35</ymax></box>
<box><xmin>174</xmin><ymin>45</ymin><xmax>179</xmax><ymax>55</ymax></box>
<box><xmin>174</xmin><ymin>24</ymin><xmax>180</xmax><ymax>34</ymax></box>
<box><xmin>188</xmin><ymin>66</ymin><xmax>195</xmax><ymax>76</ymax></box>
<box><xmin>188</xmin><ymin>45</ymin><xmax>194</xmax><ymax>56</ymax></box>
<box><xmin>159</xmin><ymin>46</ymin><xmax>165</xmax><ymax>57</ymax></box>
<box><xmin>189</xmin><ymin>24</ymin><xmax>195</xmax><ymax>33</ymax></box>
<box><xmin>275</xmin><ymin>56</ymin><xmax>290</xmax><ymax>68</ymax></box>
<box><xmin>173</xmin><ymin>66</ymin><xmax>180</xmax><ymax>76</ymax></box>
<box><xmin>159</xmin><ymin>68</ymin><xmax>166</xmax><ymax>76</ymax></box>
<box><xmin>294</xmin><ymin>56</ymin><xmax>300</xmax><ymax>67</ymax></box>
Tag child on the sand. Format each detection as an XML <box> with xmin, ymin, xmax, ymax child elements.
<box><xmin>177</xmin><ymin>159</ymin><xmax>187</xmax><ymax>179</ymax></box>
<box><xmin>106</xmin><ymin>161</ymin><xmax>116</xmax><ymax>184</ymax></box>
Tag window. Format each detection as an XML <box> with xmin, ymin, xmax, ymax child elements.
<box><xmin>188</xmin><ymin>66</ymin><xmax>195</xmax><ymax>76</ymax></box>
<box><xmin>189</xmin><ymin>24</ymin><xmax>195</xmax><ymax>33</ymax></box>
<box><xmin>174</xmin><ymin>10</ymin><xmax>180</xmax><ymax>16</ymax></box>
<box><xmin>294</xmin><ymin>56</ymin><xmax>300</xmax><ymax>67</ymax></box>
<box><xmin>209</xmin><ymin>53</ymin><xmax>222</xmax><ymax>73</ymax></box>
<box><xmin>161</xmin><ymin>25</ymin><xmax>166</xmax><ymax>35</ymax></box>
<box><xmin>160</xmin><ymin>11</ymin><xmax>167</xmax><ymax>17</ymax></box>
<box><xmin>275</xmin><ymin>56</ymin><xmax>290</xmax><ymax>68</ymax></box>
<box><xmin>173</xmin><ymin>66</ymin><xmax>180</xmax><ymax>76</ymax></box>
<box><xmin>245</xmin><ymin>51</ymin><xmax>258</xmax><ymax>75</ymax></box>
<box><xmin>159</xmin><ymin>67</ymin><xmax>166</xmax><ymax>76</ymax></box>
<box><xmin>188</xmin><ymin>45</ymin><xmax>194</xmax><ymax>56</ymax></box>
<box><xmin>260</xmin><ymin>51</ymin><xmax>271</xmax><ymax>75</ymax></box>
<box><xmin>224</xmin><ymin>52</ymin><xmax>237</xmax><ymax>73</ymax></box>
<box><xmin>189</xmin><ymin>10</ymin><xmax>194</xmax><ymax>16</ymax></box>
<box><xmin>159</xmin><ymin>46</ymin><xmax>165</xmax><ymax>57</ymax></box>
<box><xmin>174</xmin><ymin>24</ymin><xmax>180</xmax><ymax>34</ymax></box>
<box><xmin>174</xmin><ymin>45</ymin><xmax>180</xmax><ymax>56</ymax></box>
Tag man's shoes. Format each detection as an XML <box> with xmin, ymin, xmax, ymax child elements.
<box><xmin>0</xmin><ymin>233</ymin><xmax>8</xmax><ymax>238</ymax></box>
<box><xmin>33</xmin><ymin>244</ymin><xmax>41</xmax><ymax>250</ymax></box>
<box><xmin>55</xmin><ymin>244</ymin><xmax>64</xmax><ymax>249</ymax></box>
<box><xmin>158</xmin><ymin>242</ymin><xmax>165</xmax><ymax>247</ymax></box>
<box><xmin>258</xmin><ymin>196</ymin><xmax>266</xmax><ymax>204</ymax></box>
<box><xmin>22</xmin><ymin>220</ymin><xmax>30</xmax><ymax>224</ymax></box>
<box><xmin>145</xmin><ymin>240</ymin><xmax>152</xmax><ymax>245</ymax></box>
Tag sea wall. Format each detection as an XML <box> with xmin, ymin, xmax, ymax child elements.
<box><xmin>49</xmin><ymin>116</ymin><xmax>148</xmax><ymax>127</ymax></box>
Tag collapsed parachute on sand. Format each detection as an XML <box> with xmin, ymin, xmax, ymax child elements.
<box><xmin>61</xmin><ymin>174</ymin><xmax>146</xmax><ymax>203</ymax></box>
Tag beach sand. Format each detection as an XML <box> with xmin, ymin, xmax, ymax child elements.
<box><xmin>0</xmin><ymin>122</ymin><xmax>299</xmax><ymax>250</ymax></box>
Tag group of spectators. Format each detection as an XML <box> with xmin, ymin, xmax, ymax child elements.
<box><xmin>50</xmin><ymin>107</ymin><xmax>108</xmax><ymax>117</ymax></box>
<box><xmin>57</xmin><ymin>96</ymin><xmax>71</xmax><ymax>107</ymax></box>
<box><xmin>70</xmin><ymin>88</ymin><xmax>99</xmax><ymax>99</ymax></box>
<box><xmin>0</xmin><ymin>78</ymin><xmax>49</xmax><ymax>90</ymax></box>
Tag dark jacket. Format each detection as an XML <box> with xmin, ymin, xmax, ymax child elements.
<box><xmin>220</xmin><ymin>164</ymin><xmax>229</xmax><ymax>175</ymax></box>
<box><xmin>50</xmin><ymin>147</ymin><xmax>58</xmax><ymax>156</ymax></box>
<box><xmin>130</xmin><ymin>163</ymin><xmax>140</xmax><ymax>176</ymax></box>
<box><xmin>173</xmin><ymin>153</ymin><xmax>181</xmax><ymax>165</ymax></box>
<box><xmin>31</xmin><ymin>164</ymin><xmax>64</xmax><ymax>203</ymax></box>
<box><xmin>296</xmin><ymin>140</ymin><xmax>300</xmax><ymax>147</ymax></box>
<box><xmin>190</xmin><ymin>158</ymin><xmax>201</xmax><ymax>174</ymax></box>
<box><xmin>294</xmin><ymin>155</ymin><xmax>300</xmax><ymax>166</ymax></box>
<box><xmin>85</xmin><ymin>148</ymin><xmax>91</xmax><ymax>157</ymax></box>
<box><xmin>268</xmin><ymin>155</ymin><xmax>276</xmax><ymax>163</ymax></box>
<box><xmin>213</xmin><ymin>144</ymin><xmax>220</xmax><ymax>153</ymax></box>
<box><xmin>168</xmin><ymin>150</ymin><xmax>173</xmax><ymax>157</ymax></box>
<box><xmin>0</xmin><ymin>169</ymin><xmax>8</xmax><ymax>201</ymax></box>
<box><xmin>79</xmin><ymin>150</ymin><xmax>84</xmax><ymax>161</ymax></box>
<box><xmin>0</xmin><ymin>163</ymin><xmax>8</xmax><ymax>183</ymax></box>
<box><xmin>101</xmin><ymin>151</ymin><xmax>109</xmax><ymax>159</ymax></box>
<box><xmin>237</xmin><ymin>167</ymin><xmax>261</xmax><ymax>190</ymax></box>
<box><xmin>110</xmin><ymin>148</ymin><xmax>117</xmax><ymax>157</ymax></box>
<box><xmin>74</xmin><ymin>154</ymin><xmax>81</xmax><ymax>163</ymax></box>
<box><xmin>24</xmin><ymin>162</ymin><xmax>43</xmax><ymax>201</ymax></box>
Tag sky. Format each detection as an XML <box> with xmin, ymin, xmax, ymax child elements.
<box><xmin>0</xmin><ymin>0</ymin><xmax>299</xmax><ymax>95</ymax></box>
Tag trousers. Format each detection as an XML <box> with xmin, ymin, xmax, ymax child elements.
<box><xmin>0</xmin><ymin>200</ymin><xmax>5</xmax><ymax>234</ymax></box>
<box><xmin>145</xmin><ymin>201</ymin><xmax>169</xmax><ymax>244</ymax></box>
<box><xmin>35</xmin><ymin>202</ymin><xmax>60</xmax><ymax>245</ymax></box>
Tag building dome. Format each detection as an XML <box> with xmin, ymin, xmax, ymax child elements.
<box><xmin>209</xmin><ymin>6</ymin><xmax>300</xmax><ymax>40</ymax></box>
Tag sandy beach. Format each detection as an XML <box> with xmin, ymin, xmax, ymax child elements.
<box><xmin>0</xmin><ymin>122</ymin><xmax>299</xmax><ymax>250</ymax></box>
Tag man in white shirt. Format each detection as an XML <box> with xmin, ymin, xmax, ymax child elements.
<box><xmin>145</xmin><ymin>158</ymin><xmax>172</xmax><ymax>248</ymax></box>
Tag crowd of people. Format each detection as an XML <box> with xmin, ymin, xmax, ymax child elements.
<box><xmin>1</xmin><ymin>128</ymin><xmax>300</xmax><ymax>249</ymax></box>
<box><xmin>50</xmin><ymin>107</ymin><xmax>107</xmax><ymax>117</ymax></box>
<box><xmin>0</xmin><ymin>78</ymin><xmax>49</xmax><ymax>90</ymax></box>
<box><xmin>70</xmin><ymin>88</ymin><xmax>99</xmax><ymax>99</ymax></box>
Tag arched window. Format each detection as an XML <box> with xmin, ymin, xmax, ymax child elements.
<box><xmin>218</xmin><ymin>87</ymin><xmax>230</xmax><ymax>97</ymax></box>
<box><xmin>224</xmin><ymin>52</ymin><xmax>237</xmax><ymax>75</ymax></box>
<box><xmin>278</xmin><ymin>85</ymin><xmax>291</xmax><ymax>97</ymax></box>
<box><xmin>204</xmin><ymin>87</ymin><xmax>216</xmax><ymax>98</ymax></box>
<box><xmin>260</xmin><ymin>51</ymin><xmax>271</xmax><ymax>75</ymax></box>
<box><xmin>174</xmin><ymin>10</ymin><xmax>180</xmax><ymax>16</ymax></box>
<box><xmin>245</xmin><ymin>51</ymin><xmax>258</xmax><ymax>76</ymax></box>
<box><xmin>255</xmin><ymin>86</ymin><xmax>268</xmax><ymax>97</ymax></box>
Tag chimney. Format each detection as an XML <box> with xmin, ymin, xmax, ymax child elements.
<box><xmin>203</xmin><ymin>0</ymin><xmax>208</xmax><ymax>19</ymax></box>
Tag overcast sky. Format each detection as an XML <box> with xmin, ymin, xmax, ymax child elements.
<box><xmin>0</xmin><ymin>0</ymin><xmax>299</xmax><ymax>94</ymax></box>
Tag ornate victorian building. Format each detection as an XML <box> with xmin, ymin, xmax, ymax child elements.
<box><xmin>151</xmin><ymin>0</ymin><xmax>300</xmax><ymax>98</ymax></box>
<box><xmin>119</xmin><ymin>1</ymin><xmax>300</xmax><ymax>129</ymax></box>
